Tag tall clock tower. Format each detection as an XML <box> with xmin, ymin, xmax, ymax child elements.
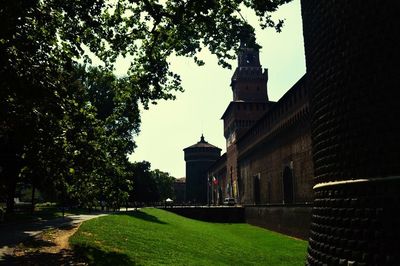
<box><xmin>221</xmin><ymin>43</ymin><xmax>273</xmax><ymax>201</ymax></box>
<box><xmin>232</xmin><ymin>43</ymin><xmax>269</xmax><ymax>102</ymax></box>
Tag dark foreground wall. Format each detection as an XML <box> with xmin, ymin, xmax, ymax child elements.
<box><xmin>301</xmin><ymin>1</ymin><xmax>400</xmax><ymax>265</ymax></box>
<box><xmin>161</xmin><ymin>207</ymin><xmax>245</xmax><ymax>223</ymax></box>
<box><xmin>245</xmin><ymin>205</ymin><xmax>312</xmax><ymax>240</ymax></box>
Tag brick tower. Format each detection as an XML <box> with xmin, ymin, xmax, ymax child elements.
<box><xmin>301</xmin><ymin>1</ymin><xmax>400</xmax><ymax>265</ymax></box>
<box><xmin>221</xmin><ymin>43</ymin><xmax>273</xmax><ymax>201</ymax></box>
<box><xmin>184</xmin><ymin>135</ymin><xmax>221</xmax><ymax>204</ymax></box>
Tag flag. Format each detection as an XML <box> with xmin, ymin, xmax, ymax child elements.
<box><xmin>212</xmin><ymin>176</ymin><xmax>218</xmax><ymax>185</ymax></box>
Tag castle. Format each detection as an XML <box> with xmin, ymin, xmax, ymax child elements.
<box><xmin>184</xmin><ymin>42</ymin><xmax>314</xmax><ymax>208</ymax></box>
<box><xmin>182</xmin><ymin>2</ymin><xmax>400</xmax><ymax>263</ymax></box>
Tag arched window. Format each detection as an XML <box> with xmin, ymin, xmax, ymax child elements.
<box><xmin>282</xmin><ymin>166</ymin><xmax>294</xmax><ymax>204</ymax></box>
<box><xmin>254</xmin><ymin>174</ymin><xmax>260</xmax><ymax>204</ymax></box>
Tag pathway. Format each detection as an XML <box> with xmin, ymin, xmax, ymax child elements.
<box><xmin>0</xmin><ymin>213</ymin><xmax>108</xmax><ymax>260</ymax></box>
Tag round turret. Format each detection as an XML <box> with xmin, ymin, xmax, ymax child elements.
<box><xmin>183</xmin><ymin>135</ymin><xmax>221</xmax><ymax>204</ymax></box>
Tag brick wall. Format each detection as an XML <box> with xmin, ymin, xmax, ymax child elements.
<box><xmin>245</xmin><ymin>205</ymin><xmax>312</xmax><ymax>240</ymax></box>
<box><xmin>185</xmin><ymin>160</ymin><xmax>217</xmax><ymax>204</ymax></box>
<box><xmin>162</xmin><ymin>207</ymin><xmax>245</xmax><ymax>223</ymax></box>
<box><xmin>162</xmin><ymin>205</ymin><xmax>311</xmax><ymax>240</ymax></box>
<box><xmin>239</xmin><ymin>118</ymin><xmax>313</xmax><ymax>205</ymax></box>
<box><xmin>301</xmin><ymin>1</ymin><xmax>400</xmax><ymax>265</ymax></box>
<box><xmin>237</xmin><ymin>76</ymin><xmax>314</xmax><ymax>205</ymax></box>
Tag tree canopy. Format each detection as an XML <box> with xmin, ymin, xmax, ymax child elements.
<box><xmin>127</xmin><ymin>161</ymin><xmax>175</xmax><ymax>205</ymax></box>
<box><xmin>0</xmin><ymin>0</ymin><xmax>291</xmax><ymax>213</ymax></box>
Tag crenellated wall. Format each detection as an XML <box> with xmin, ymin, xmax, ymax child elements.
<box><xmin>237</xmin><ymin>75</ymin><xmax>314</xmax><ymax>205</ymax></box>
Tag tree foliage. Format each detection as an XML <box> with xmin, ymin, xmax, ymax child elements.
<box><xmin>128</xmin><ymin>161</ymin><xmax>175</xmax><ymax>205</ymax></box>
<box><xmin>0</xmin><ymin>0</ymin><xmax>291</xmax><ymax>212</ymax></box>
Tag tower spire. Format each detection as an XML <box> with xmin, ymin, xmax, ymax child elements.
<box><xmin>231</xmin><ymin>43</ymin><xmax>268</xmax><ymax>101</ymax></box>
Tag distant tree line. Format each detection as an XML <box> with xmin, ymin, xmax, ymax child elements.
<box><xmin>0</xmin><ymin>0</ymin><xmax>289</xmax><ymax>213</ymax></box>
<box><xmin>128</xmin><ymin>161</ymin><xmax>175</xmax><ymax>206</ymax></box>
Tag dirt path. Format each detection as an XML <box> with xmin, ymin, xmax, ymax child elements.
<box><xmin>1</xmin><ymin>224</ymin><xmax>86</xmax><ymax>265</ymax></box>
<box><xmin>53</xmin><ymin>225</ymin><xmax>79</xmax><ymax>251</ymax></box>
<box><xmin>0</xmin><ymin>213</ymin><xmax>108</xmax><ymax>260</ymax></box>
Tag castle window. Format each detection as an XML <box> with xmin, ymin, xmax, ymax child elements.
<box><xmin>254</xmin><ymin>173</ymin><xmax>261</xmax><ymax>204</ymax></box>
<box><xmin>245</xmin><ymin>54</ymin><xmax>254</xmax><ymax>64</ymax></box>
<box><xmin>282</xmin><ymin>166</ymin><xmax>294</xmax><ymax>204</ymax></box>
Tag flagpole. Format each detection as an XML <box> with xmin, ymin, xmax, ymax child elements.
<box><xmin>207</xmin><ymin>175</ymin><xmax>210</xmax><ymax>207</ymax></box>
<box><xmin>211</xmin><ymin>180</ymin><xmax>213</xmax><ymax>205</ymax></box>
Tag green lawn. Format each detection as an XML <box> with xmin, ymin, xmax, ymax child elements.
<box><xmin>70</xmin><ymin>208</ymin><xmax>307</xmax><ymax>265</ymax></box>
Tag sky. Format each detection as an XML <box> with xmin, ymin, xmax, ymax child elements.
<box><xmin>125</xmin><ymin>0</ymin><xmax>306</xmax><ymax>179</ymax></box>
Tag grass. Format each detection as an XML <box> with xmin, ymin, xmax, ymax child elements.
<box><xmin>70</xmin><ymin>208</ymin><xmax>307</xmax><ymax>265</ymax></box>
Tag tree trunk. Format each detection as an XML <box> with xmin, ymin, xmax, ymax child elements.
<box><xmin>5</xmin><ymin>177</ymin><xmax>17</xmax><ymax>214</ymax></box>
<box><xmin>30</xmin><ymin>184</ymin><xmax>36</xmax><ymax>214</ymax></box>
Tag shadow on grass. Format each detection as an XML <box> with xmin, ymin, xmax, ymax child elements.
<box><xmin>73</xmin><ymin>245</ymin><xmax>135</xmax><ymax>265</ymax></box>
<box><xmin>119</xmin><ymin>210</ymin><xmax>168</xmax><ymax>225</ymax></box>
<box><xmin>0</xmin><ymin>250</ymin><xmax>80</xmax><ymax>266</ymax></box>
<box><xmin>0</xmin><ymin>216</ymin><xmax>75</xmax><ymax>249</ymax></box>
<box><xmin>1</xmin><ymin>233</ymin><xmax>134</xmax><ymax>266</ymax></box>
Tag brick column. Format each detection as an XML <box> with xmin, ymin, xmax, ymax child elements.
<box><xmin>301</xmin><ymin>1</ymin><xmax>400</xmax><ymax>265</ymax></box>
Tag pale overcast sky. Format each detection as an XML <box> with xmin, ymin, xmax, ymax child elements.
<box><xmin>124</xmin><ymin>0</ymin><xmax>306</xmax><ymax>178</ymax></box>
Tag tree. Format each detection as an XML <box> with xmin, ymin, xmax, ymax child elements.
<box><xmin>127</xmin><ymin>162</ymin><xmax>175</xmax><ymax>205</ymax></box>
<box><xmin>128</xmin><ymin>161</ymin><xmax>159</xmax><ymax>205</ymax></box>
<box><xmin>152</xmin><ymin>169</ymin><xmax>175</xmax><ymax>201</ymax></box>
<box><xmin>1</xmin><ymin>0</ymin><xmax>292</xmax><ymax>212</ymax></box>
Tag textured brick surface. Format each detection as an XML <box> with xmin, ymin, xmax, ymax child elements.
<box><xmin>301</xmin><ymin>1</ymin><xmax>400</xmax><ymax>265</ymax></box>
<box><xmin>302</xmin><ymin>1</ymin><xmax>400</xmax><ymax>183</ymax></box>
<box><xmin>163</xmin><ymin>207</ymin><xmax>245</xmax><ymax>223</ymax></box>
<box><xmin>245</xmin><ymin>205</ymin><xmax>312</xmax><ymax>240</ymax></box>
<box><xmin>307</xmin><ymin>180</ymin><xmax>400</xmax><ymax>265</ymax></box>
<box><xmin>237</xmin><ymin>76</ymin><xmax>314</xmax><ymax>205</ymax></box>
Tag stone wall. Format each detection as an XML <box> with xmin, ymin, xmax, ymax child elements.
<box><xmin>239</xmin><ymin>122</ymin><xmax>313</xmax><ymax>205</ymax></box>
<box><xmin>162</xmin><ymin>207</ymin><xmax>245</xmax><ymax>223</ymax></box>
<box><xmin>245</xmin><ymin>205</ymin><xmax>312</xmax><ymax>240</ymax></box>
<box><xmin>237</xmin><ymin>76</ymin><xmax>314</xmax><ymax>205</ymax></box>
<box><xmin>301</xmin><ymin>1</ymin><xmax>400</xmax><ymax>265</ymax></box>
<box><xmin>185</xmin><ymin>160</ymin><xmax>216</xmax><ymax>204</ymax></box>
<box><xmin>162</xmin><ymin>205</ymin><xmax>312</xmax><ymax>240</ymax></box>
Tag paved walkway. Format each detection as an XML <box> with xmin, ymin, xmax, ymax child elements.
<box><xmin>0</xmin><ymin>213</ymin><xmax>108</xmax><ymax>260</ymax></box>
